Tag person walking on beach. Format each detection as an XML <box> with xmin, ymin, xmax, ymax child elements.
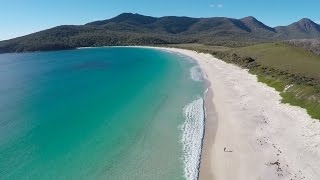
<box><xmin>224</xmin><ymin>147</ymin><xmax>232</xmax><ymax>152</ymax></box>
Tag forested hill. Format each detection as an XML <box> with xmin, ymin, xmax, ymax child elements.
<box><xmin>1</xmin><ymin>13</ymin><xmax>320</xmax><ymax>53</ymax></box>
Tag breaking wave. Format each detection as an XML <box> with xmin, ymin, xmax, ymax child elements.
<box><xmin>190</xmin><ymin>66</ymin><xmax>203</xmax><ymax>82</ymax></box>
<box><xmin>181</xmin><ymin>98</ymin><xmax>205</xmax><ymax>180</ymax></box>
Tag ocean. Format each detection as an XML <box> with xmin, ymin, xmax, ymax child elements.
<box><xmin>0</xmin><ymin>47</ymin><xmax>205</xmax><ymax>180</ymax></box>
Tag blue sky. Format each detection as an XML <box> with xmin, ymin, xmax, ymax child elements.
<box><xmin>1</xmin><ymin>0</ymin><xmax>319</xmax><ymax>40</ymax></box>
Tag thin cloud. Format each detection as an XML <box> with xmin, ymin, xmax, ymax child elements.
<box><xmin>217</xmin><ymin>4</ymin><xmax>223</xmax><ymax>8</ymax></box>
<box><xmin>209</xmin><ymin>4</ymin><xmax>223</xmax><ymax>8</ymax></box>
<box><xmin>316</xmin><ymin>20</ymin><xmax>320</xmax><ymax>24</ymax></box>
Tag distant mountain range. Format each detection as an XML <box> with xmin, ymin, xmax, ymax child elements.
<box><xmin>1</xmin><ymin>13</ymin><xmax>320</xmax><ymax>53</ymax></box>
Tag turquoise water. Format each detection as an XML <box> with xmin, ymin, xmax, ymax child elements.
<box><xmin>0</xmin><ymin>47</ymin><xmax>204</xmax><ymax>180</ymax></box>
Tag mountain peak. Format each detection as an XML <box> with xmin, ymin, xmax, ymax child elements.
<box><xmin>106</xmin><ymin>13</ymin><xmax>157</xmax><ymax>24</ymax></box>
<box><xmin>113</xmin><ymin>12</ymin><xmax>146</xmax><ymax>19</ymax></box>
<box><xmin>86</xmin><ymin>13</ymin><xmax>157</xmax><ymax>26</ymax></box>
<box><xmin>298</xmin><ymin>18</ymin><xmax>313</xmax><ymax>23</ymax></box>
<box><xmin>240</xmin><ymin>16</ymin><xmax>275</xmax><ymax>33</ymax></box>
<box><xmin>295</xmin><ymin>18</ymin><xmax>318</xmax><ymax>27</ymax></box>
<box><xmin>291</xmin><ymin>18</ymin><xmax>319</xmax><ymax>32</ymax></box>
<box><xmin>275</xmin><ymin>18</ymin><xmax>320</xmax><ymax>38</ymax></box>
<box><xmin>241</xmin><ymin>16</ymin><xmax>258</xmax><ymax>21</ymax></box>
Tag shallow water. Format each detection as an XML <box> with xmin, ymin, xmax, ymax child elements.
<box><xmin>0</xmin><ymin>47</ymin><xmax>204</xmax><ymax>180</ymax></box>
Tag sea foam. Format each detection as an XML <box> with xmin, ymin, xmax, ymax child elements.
<box><xmin>181</xmin><ymin>98</ymin><xmax>205</xmax><ymax>180</ymax></box>
<box><xmin>190</xmin><ymin>66</ymin><xmax>203</xmax><ymax>82</ymax></box>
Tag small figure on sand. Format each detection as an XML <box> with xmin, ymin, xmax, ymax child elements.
<box><xmin>224</xmin><ymin>147</ymin><xmax>233</xmax><ymax>152</ymax></box>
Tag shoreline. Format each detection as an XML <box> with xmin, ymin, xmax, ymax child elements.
<box><xmin>199</xmin><ymin>84</ymin><xmax>216</xmax><ymax>180</ymax></box>
<box><xmin>152</xmin><ymin>46</ymin><xmax>213</xmax><ymax>179</ymax></box>
<box><xmin>159</xmin><ymin>47</ymin><xmax>217</xmax><ymax>180</ymax></box>
<box><xmin>150</xmin><ymin>47</ymin><xmax>320</xmax><ymax>180</ymax></box>
<box><xmin>155</xmin><ymin>46</ymin><xmax>216</xmax><ymax>180</ymax></box>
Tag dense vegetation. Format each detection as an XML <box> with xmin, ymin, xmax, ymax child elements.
<box><xmin>1</xmin><ymin>13</ymin><xmax>320</xmax><ymax>53</ymax></box>
<box><xmin>169</xmin><ymin>43</ymin><xmax>320</xmax><ymax>119</ymax></box>
<box><xmin>285</xmin><ymin>39</ymin><xmax>320</xmax><ymax>55</ymax></box>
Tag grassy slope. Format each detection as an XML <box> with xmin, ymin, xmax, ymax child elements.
<box><xmin>232</xmin><ymin>43</ymin><xmax>320</xmax><ymax>80</ymax></box>
<box><xmin>169</xmin><ymin>43</ymin><xmax>320</xmax><ymax>119</ymax></box>
<box><xmin>232</xmin><ymin>43</ymin><xmax>320</xmax><ymax>119</ymax></box>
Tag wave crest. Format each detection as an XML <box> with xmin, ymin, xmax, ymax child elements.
<box><xmin>181</xmin><ymin>98</ymin><xmax>205</xmax><ymax>180</ymax></box>
<box><xmin>190</xmin><ymin>66</ymin><xmax>203</xmax><ymax>82</ymax></box>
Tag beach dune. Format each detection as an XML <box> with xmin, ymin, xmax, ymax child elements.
<box><xmin>156</xmin><ymin>47</ymin><xmax>320</xmax><ymax>180</ymax></box>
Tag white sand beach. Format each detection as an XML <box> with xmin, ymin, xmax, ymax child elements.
<box><xmin>154</xmin><ymin>47</ymin><xmax>320</xmax><ymax>180</ymax></box>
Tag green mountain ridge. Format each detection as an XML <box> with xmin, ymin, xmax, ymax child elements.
<box><xmin>1</xmin><ymin>13</ymin><xmax>320</xmax><ymax>53</ymax></box>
